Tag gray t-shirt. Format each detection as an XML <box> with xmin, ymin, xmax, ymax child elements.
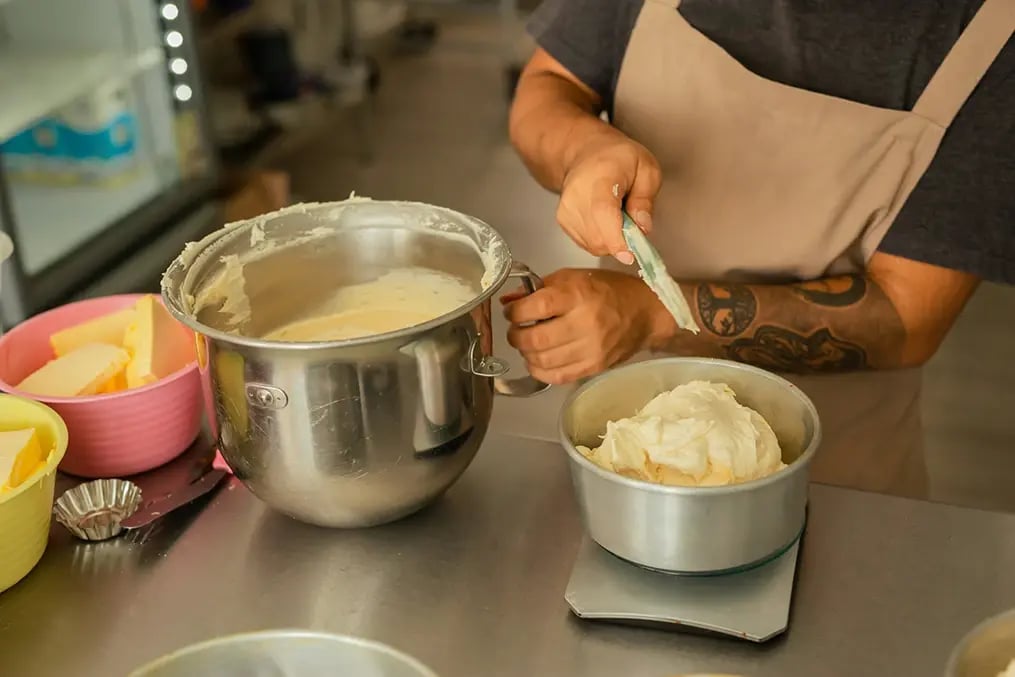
<box><xmin>528</xmin><ymin>0</ymin><xmax>1015</xmax><ymax>284</ymax></box>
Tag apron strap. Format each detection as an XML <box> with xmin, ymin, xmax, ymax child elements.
<box><xmin>912</xmin><ymin>0</ymin><xmax>1015</xmax><ymax>128</ymax></box>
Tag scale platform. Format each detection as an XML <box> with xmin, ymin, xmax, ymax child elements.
<box><xmin>565</xmin><ymin>537</ymin><xmax>801</xmax><ymax>643</ymax></box>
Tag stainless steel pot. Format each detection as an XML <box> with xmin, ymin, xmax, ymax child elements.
<box><xmin>946</xmin><ymin>609</ymin><xmax>1015</xmax><ymax>677</ymax></box>
<box><xmin>559</xmin><ymin>357</ymin><xmax>821</xmax><ymax>574</ymax></box>
<box><xmin>129</xmin><ymin>629</ymin><xmax>438</xmax><ymax>677</ymax></box>
<box><xmin>162</xmin><ymin>200</ymin><xmax>545</xmax><ymax>528</ymax></box>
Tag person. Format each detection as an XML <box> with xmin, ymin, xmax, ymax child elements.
<box><xmin>505</xmin><ymin>0</ymin><xmax>1013</xmax><ymax>383</ymax></box>
<box><xmin>504</xmin><ymin>0</ymin><xmax>1014</xmax><ymax>497</ymax></box>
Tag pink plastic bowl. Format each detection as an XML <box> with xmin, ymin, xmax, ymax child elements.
<box><xmin>0</xmin><ymin>294</ymin><xmax>203</xmax><ymax>478</ymax></box>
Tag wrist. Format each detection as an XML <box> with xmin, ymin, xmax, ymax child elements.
<box><xmin>646</xmin><ymin>305</ymin><xmax>679</xmax><ymax>351</ymax></box>
<box><xmin>639</xmin><ymin>283</ymin><xmax>728</xmax><ymax>359</ymax></box>
<box><xmin>561</xmin><ymin>117</ymin><xmax>621</xmax><ymax>184</ymax></box>
<box><xmin>631</xmin><ymin>279</ymin><xmax>680</xmax><ymax>351</ymax></box>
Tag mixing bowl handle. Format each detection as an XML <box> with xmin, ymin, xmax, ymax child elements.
<box><xmin>465</xmin><ymin>262</ymin><xmax>551</xmax><ymax>398</ymax></box>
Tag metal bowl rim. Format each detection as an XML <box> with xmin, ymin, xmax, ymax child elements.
<box><xmin>945</xmin><ymin>607</ymin><xmax>1015</xmax><ymax>676</ymax></box>
<box><xmin>557</xmin><ymin>357</ymin><xmax>822</xmax><ymax>496</ymax></box>
<box><xmin>129</xmin><ymin>628</ymin><xmax>440</xmax><ymax>677</ymax></box>
<box><xmin>160</xmin><ymin>200</ymin><xmax>514</xmax><ymax>351</ymax></box>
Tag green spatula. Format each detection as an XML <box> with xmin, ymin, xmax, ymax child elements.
<box><xmin>621</xmin><ymin>210</ymin><xmax>700</xmax><ymax>334</ymax></box>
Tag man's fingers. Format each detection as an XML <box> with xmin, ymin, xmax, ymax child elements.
<box><xmin>625</xmin><ymin>154</ymin><xmax>661</xmax><ymax>233</ymax></box>
<box><xmin>506</xmin><ymin>318</ymin><xmax>580</xmax><ymax>355</ymax></box>
<box><xmin>499</xmin><ymin>286</ymin><xmax>526</xmax><ymax>305</ymax></box>
<box><xmin>624</xmin><ymin>200</ymin><xmax>654</xmax><ymax>234</ymax></box>
<box><xmin>590</xmin><ymin>192</ymin><xmax>631</xmax><ymax>263</ymax></box>
<box><xmin>503</xmin><ymin>286</ymin><xmax>572</xmax><ymax>325</ymax></box>
<box><xmin>522</xmin><ymin>339</ymin><xmax>586</xmax><ymax>370</ymax></box>
<box><xmin>528</xmin><ymin>362</ymin><xmax>597</xmax><ymax>386</ymax></box>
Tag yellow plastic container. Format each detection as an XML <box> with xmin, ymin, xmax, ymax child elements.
<box><xmin>0</xmin><ymin>394</ymin><xmax>68</xmax><ymax>593</ymax></box>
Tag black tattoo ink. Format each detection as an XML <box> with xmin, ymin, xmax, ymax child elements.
<box><xmin>792</xmin><ymin>275</ymin><xmax>867</xmax><ymax>307</ymax></box>
<box><xmin>726</xmin><ymin>325</ymin><xmax>868</xmax><ymax>373</ymax></box>
<box><xmin>696</xmin><ymin>283</ymin><xmax>757</xmax><ymax>337</ymax></box>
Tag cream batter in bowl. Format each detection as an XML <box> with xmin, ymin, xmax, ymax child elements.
<box><xmin>262</xmin><ymin>268</ymin><xmax>479</xmax><ymax>342</ymax></box>
<box><xmin>559</xmin><ymin>357</ymin><xmax>821</xmax><ymax>575</ymax></box>
<box><xmin>161</xmin><ymin>198</ymin><xmax>546</xmax><ymax>528</ymax></box>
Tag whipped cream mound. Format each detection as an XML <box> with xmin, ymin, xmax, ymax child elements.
<box><xmin>577</xmin><ymin>381</ymin><xmax>786</xmax><ymax>487</ymax></box>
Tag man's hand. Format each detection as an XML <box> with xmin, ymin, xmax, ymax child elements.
<box><xmin>558</xmin><ymin>128</ymin><xmax>661</xmax><ymax>263</ymax></box>
<box><xmin>509</xmin><ymin>48</ymin><xmax>661</xmax><ymax>263</ymax></box>
<box><xmin>502</xmin><ymin>269</ymin><xmax>668</xmax><ymax>384</ymax></box>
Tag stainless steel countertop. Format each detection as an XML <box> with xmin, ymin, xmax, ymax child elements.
<box><xmin>2</xmin><ymin>432</ymin><xmax>1015</xmax><ymax>677</ymax></box>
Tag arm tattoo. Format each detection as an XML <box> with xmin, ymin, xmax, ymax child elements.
<box><xmin>791</xmin><ymin>274</ymin><xmax>867</xmax><ymax>307</ymax></box>
<box><xmin>683</xmin><ymin>274</ymin><xmax>904</xmax><ymax>373</ymax></box>
<box><xmin>726</xmin><ymin>326</ymin><xmax>867</xmax><ymax>372</ymax></box>
<box><xmin>697</xmin><ymin>283</ymin><xmax>757</xmax><ymax>336</ymax></box>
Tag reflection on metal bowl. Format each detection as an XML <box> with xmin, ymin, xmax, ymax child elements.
<box><xmin>129</xmin><ymin>629</ymin><xmax>439</xmax><ymax>677</ymax></box>
<box><xmin>559</xmin><ymin>357</ymin><xmax>821</xmax><ymax>575</ymax></box>
<box><xmin>161</xmin><ymin>200</ymin><xmax>545</xmax><ymax>528</ymax></box>
<box><xmin>947</xmin><ymin>609</ymin><xmax>1015</xmax><ymax>677</ymax></box>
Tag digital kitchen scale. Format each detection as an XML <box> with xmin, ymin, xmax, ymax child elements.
<box><xmin>565</xmin><ymin>536</ymin><xmax>801</xmax><ymax>643</ymax></box>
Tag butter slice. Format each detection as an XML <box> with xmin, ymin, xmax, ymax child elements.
<box><xmin>0</xmin><ymin>428</ymin><xmax>46</xmax><ymax>489</ymax></box>
<box><xmin>49</xmin><ymin>308</ymin><xmax>135</xmax><ymax>357</ymax></box>
<box><xmin>96</xmin><ymin>369</ymin><xmax>128</xmax><ymax>394</ymax></box>
<box><xmin>17</xmin><ymin>343</ymin><xmax>131</xmax><ymax>397</ymax></box>
<box><xmin>123</xmin><ymin>295</ymin><xmax>192</xmax><ymax>389</ymax></box>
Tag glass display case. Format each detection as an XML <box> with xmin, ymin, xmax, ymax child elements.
<box><xmin>0</xmin><ymin>0</ymin><xmax>218</xmax><ymax>327</ymax></box>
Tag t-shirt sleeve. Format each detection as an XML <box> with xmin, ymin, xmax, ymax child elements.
<box><xmin>526</xmin><ymin>0</ymin><xmax>642</xmax><ymax>110</ymax></box>
<box><xmin>878</xmin><ymin>44</ymin><xmax>1015</xmax><ymax>285</ymax></box>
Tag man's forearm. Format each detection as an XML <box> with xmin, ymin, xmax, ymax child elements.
<box><xmin>508</xmin><ymin>69</ymin><xmax>609</xmax><ymax>192</ymax></box>
<box><xmin>651</xmin><ymin>274</ymin><xmax>908</xmax><ymax>372</ymax></box>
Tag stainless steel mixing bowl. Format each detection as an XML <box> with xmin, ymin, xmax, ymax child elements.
<box><xmin>946</xmin><ymin>609</ymin><xmax>1015</xmax><ymax>677</ymax></box>
<box><xmin>162</xmin><ymin>200</ymin><xmax>545</xmax><ymax>528</ymax></box>
<box><xmin>559</xmin><ymin>357</ymin><xmax>821</xmax><ymax>574</ymax></box>
<box><xmin>129</xmin><ymin>630</ymin><xmax>438</xmax><ymax>677</ymax></box>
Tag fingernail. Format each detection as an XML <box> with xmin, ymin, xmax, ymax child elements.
<box><xmin>615</xmin><ymin>251</ymin><xmax>635</xmax><ymax>265</ymax></box>
<box><xmin>634</xmin><ymin>210</ymin><xmax>653</xmax><ymax>232</ymax></box>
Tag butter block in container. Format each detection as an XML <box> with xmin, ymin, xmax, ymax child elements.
<box><xmin>124</xmin><ymin>295</ymin><xmax>196</xmax><ymax>390</ymax></box>
<box><xmin>0</xmin><ymin>427</ymin><xmax>47</xmax><ymax>490</ymax></box>
<box><xmin>50</xmin><ymin>308</ymin><xmax>135</xmax><ymax>357</ymax></box>
<box><xmin>0</xmin><ymin>295</ymin><xmax>202</xmax><ymax>478</ymax></box>
<box><xmin>0</xmin><ymin>395</ymin><xmax>68</xmax><ymax>593</ymax></box>
<box><xmin>16</xmin><ymin>343</ymin><xmax>130</xmax><ymax>398</ymax></box>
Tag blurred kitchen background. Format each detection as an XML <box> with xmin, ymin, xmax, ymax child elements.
<box><xmin>1</xmin><ymin>0</ymin><xmax>1013</xmax><ymax>511</ymax></box>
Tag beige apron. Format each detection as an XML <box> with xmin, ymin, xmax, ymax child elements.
<box><xmin>607</xmin><ymin>0</ymin><xmax>1014</xmax><ymax>498</ymax></box>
